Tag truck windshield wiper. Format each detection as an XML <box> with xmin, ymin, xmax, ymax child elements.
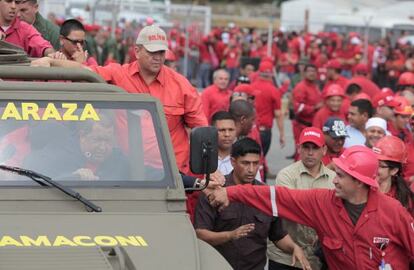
<box><xmin>0</xmin><ymin>165</ymin><xmax>102</xmax><ymax>212</ymax></box>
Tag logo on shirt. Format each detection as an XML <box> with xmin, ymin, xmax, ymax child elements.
<box><xmin>373</xmin><ymin>237</ymin><xmax>390</xmax><ymax>250</ymax></box>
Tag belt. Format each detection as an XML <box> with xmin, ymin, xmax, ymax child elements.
<box><xmin>295</xmin><ymin>117</ymin><xmax>312</xmax><ymax>127</ymax></box>
<box><xmin>259</xmin><ymin>126</ymin><xmax>271</xmax><ymax>131</ymax></box>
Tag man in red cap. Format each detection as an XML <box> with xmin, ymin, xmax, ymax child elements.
<box><xmin>372</xmin><ymin>91</ymin><xmax>400</xmax><ymax>121</ymax></box>
<box><xmin>323</xmin><ymin>59</ymin><xmax>348</xmax><ymax>92</ymax></box>
<box><xmin>312</xmin><ymin>84</ymin><xmax>347</xmax><ymax>129</ymax></box>
<box><xmin>397</xmin><ymin>72</ymin><xmax>414</xmax><ymax>93</ymax></box>
<box><xmin>292</xmin><ymin>64</ymin><xmax>323</xmax><ymax>149</ymax></box>
<box><xmin>388</xmin><ymin>97</ymin><xmax>414</xmax><ymax>144</ymax></box>
<box><xmin>268</xmin><ymin>127</ymin><xmax>335</xmax><ymax>270</ymax></box>
<box><xmin>201</xmin><ymin>69</ymin><xmax>232</xmax><ymax>123</ymax></box>
<box><xmin>251</xmin><ymin>61</ymin><xmax>285</xmax><ymax>156</ymax></box>
<box><xmin>209</xmin><ymin>146</ymin><xmax>414</xmax><ymax>270</ymax></box>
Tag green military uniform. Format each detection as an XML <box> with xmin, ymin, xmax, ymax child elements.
<box><xmin>33</xmin><ymin>12</ymin><xmax>60</xmax><ymax>51</ymax></box>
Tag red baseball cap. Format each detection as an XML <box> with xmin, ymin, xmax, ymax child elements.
<box><xmin>372</xmin><ymin>92</ymin><xmax>399</xmax><ymax>109</ymax></box>
<box><xmin>299</xmin><ymin>127</ymin><xmax>325</xmax><ymax>147</ymax></box>
<box><xmin>352</xmin><ymin>92</ymin><xmax>371</xmax><ymax>102</ymax></box>
<box><xmin>259</xmin><ymin>61</ymin><xmax>273</xmax><ymax>73</ymax></box>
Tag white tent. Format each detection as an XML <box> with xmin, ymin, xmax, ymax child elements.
<box><xmin>280</xmin><ymin>0</ymin><xmax>414</xmax><ymax>33</ymax></box>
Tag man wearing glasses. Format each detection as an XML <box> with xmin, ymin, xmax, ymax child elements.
<box><xmin>0</xmin><ymin>0</ymin><xmax>54</xmax><ymax>57</ymax></box>
<box><xmin>54</xmin><ymin>19</ymin><xmax>97</xmax><ymax>66</ymax></box>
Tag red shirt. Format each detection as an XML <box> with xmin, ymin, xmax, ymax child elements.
<box><xmin>3</xmin><ymin>17</ymin><xmax>52</xmax><ymax>57</ymax></box>
<box><xmin>312</xmin><ymin>106</ymin><xmax>347</xmax><ymax>130</ymax></box>
<box><xmin>251</xmin><ymin>78</ymin><xmax>281</xmax><ymax>129</ymax></box>
<box><xmin>201</xmin><ymin>85</ymin><xmax>232</xmax><ymax>123</ymax></box>
<box><xmin>347</xmin><ymin>76</ymin><xmax>380</xmax><ymax>98</ymax></box>
<box><xmin>292</xmin><ymin>80</ymin><xmax>322</xmax><ymax>124</ymax></box>
<box><xmin>224</xmin><ymin>47</ymin><xmax>240</xmax><ymax>68</ymax></box>
<box><xmin>404</xmin><ymin>142</ymin><xmax>414</xmax><ymax>181</ymax></box>
<box><xmin>321</xmin><ymin>150</ymin><xmax>342</xmax><ymax>166</ymax></box>
<box><xmin>91</xmin><ymin>62</ymin><xmax>207</xmax><ymax>173</ymax></box>
<box><xmin>227</xmin><ymin>185</ymin><xmax>414</xmax><ymax>270</ymax></box>
<box><xmin>387</xmin><ymin>120</ymin><xmax>413</xmax><ymax>144</ymax></box>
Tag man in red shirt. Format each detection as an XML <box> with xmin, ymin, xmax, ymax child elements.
<box><xmin>209</xmin><ymin>146</ymin><xmax>414</xmax><ymax>270</ymax></box>
<box><xmin>323</xmin><ymin>59</ymin><xmax>348</xmax><ymax>92</ymax></box>
<box><xmin>292</xmin><ymin>64</ymin><xmax>323</xmax><ymax>146</ymax></box>
<box><xmin>388</xmin><ymin>97</ymin><xmax>413</xmax><ymax>144</ymax></box>
<box><xmin>321</xmin><ymin>117</ymin><xmax>347</xmax><ymax>167</ymax></box>
<box><xmin>313</xmin><ymin>84</ymin><xmax>347</xmax><ymax>129</ymax></box>
<box><xmin>251</xmin><ymin>61</ymin><xmax>284</xmax><ymax>156</ymax></box>
<box><xmin>201</xmin><ymin>69</ymin><xmax>232</xmax><ymax>123</ymax></box>
<box><xmin>31</xmin><ymin>25</ymin><xmax>207</xmax><ymax>173</ymax></box>
<box><xmin>0</xmin><ymin>0</ymin><xmax>53</xmax><ymax>57</ymax></box>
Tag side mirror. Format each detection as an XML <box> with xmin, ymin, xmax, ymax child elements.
<box><xmin>190</xmin><ymin>126</ymin><xmax>218</xmax><ymax>175</ymax></box>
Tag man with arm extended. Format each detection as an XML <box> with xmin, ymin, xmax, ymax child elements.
<box><xmin>209</xmin><ymin>146</ymin><xmax>414</xmax><ymax>269</ymax></box>
<box><xmin>195</xmin><ymin>138</ymin><xmax>311</xmax><ymax>270</ymax></box>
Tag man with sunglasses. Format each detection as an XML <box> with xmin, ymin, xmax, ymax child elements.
<box><xmin>0</xmin><ymin>0</ymin><xmax>54</xmax><ymax>57</ymax></box>
<box><xmin>16</xmin><ymin>0</ymin><xmax>60</xmax><ymax>50</ymax></box>
<box><xmin>31</xmin><ymin>25</ymin><xmax>207</xmax><ymax>174</ymax></box>
<box><xmin>54</xmin><ymin>19</ymin><xmax>97</xmax><ymax>66</ymax></box>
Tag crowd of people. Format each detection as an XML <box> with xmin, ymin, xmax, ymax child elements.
<box><xmin>1</xmin><ymin>0</ymin><xmax>414</xmax><ymax>268</ymax></box>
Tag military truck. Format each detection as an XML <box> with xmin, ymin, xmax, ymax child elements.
<box><xmin>0</xmin><ymin>42</ymin><xmax>231</xmax><ymax>269</ymax></box>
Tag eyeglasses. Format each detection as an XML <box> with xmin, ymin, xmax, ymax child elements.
<box><xmin>64</xmin><ymin>36</ymin><xmax>86</xmax><ymax>46</ymax></box>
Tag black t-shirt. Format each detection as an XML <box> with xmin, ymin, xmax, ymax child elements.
<box><xmin>343</xmin><ymin>200</ymin><xmax>367</xmax><ymax>225</ymax></box>
<box><xmin>194</xmin><ymin>174</ymin><xmax>287</xmax><ymax>270</ymax></box>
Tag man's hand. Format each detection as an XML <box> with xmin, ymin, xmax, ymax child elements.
<box><xmin>48</xmin><ymin>51</ymin><xmax>67</xmax><ymax>60</ymax></box>
<box><xmin>209</xmin><ymin>170</ymin><xmax>225</xmax><ymax>186</ymax></box>
<box><xmin>291</xmin><ymin>244</ymin><xmax>312</xmax><ymax>270</ymax></box>
<box><xmin>208</xmin><ymin>186</ymin><xmax>229</xmax><ymax>211</ymax></box>
<box><xmin>72</xmin><ymin>43</ymin><xmax>88</xmax><ymax>64</ymax></box>
<box><xmin>0</xmin><ymin>31</ymin><xmax>5</xmax><ymax>41</ymax></box>
<box><xmin>73</xmin><ymin>168</ymin><xmax>99</xmax><ymax>180</ymax></box>
<box><xmin>279</xmin><ymin>134</ymin><xmax>286</xmax><ymax>148</ymax></box>
<box><xmin>30</xmin><ymin>57</ymin><xmax>52</xmax><ymax>67</ymax></box>
<box><xmin>229</xmin><ymin>223</ymin><xmax>255</xmax><ymax>240</ymax></box>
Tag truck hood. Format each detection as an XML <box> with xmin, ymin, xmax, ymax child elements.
<box><xmin>0</xmin><ymin>212</ymin><xmax>227</xmax><ymax>270</ymax></box>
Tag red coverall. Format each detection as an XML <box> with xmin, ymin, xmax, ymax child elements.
<box><xmin>225</xmin><ymin>185</ymin><xmax>414</xmax><ymax>270</ymax></box>
<box><xmin>292</xmin><ymin>80</ymin><xmax>322</xmax><ymax>144</ymax></box>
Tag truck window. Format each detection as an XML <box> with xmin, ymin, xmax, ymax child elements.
<box><xmin>0</xmin><ymin>100</ymin><xmax>174</xmax><ymax>188</ymax></box>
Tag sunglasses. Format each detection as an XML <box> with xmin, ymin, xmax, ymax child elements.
<box><xmin>64</xmin><ymin>36</ymin><xmax>86</xmax><ymax>46</ymax></box>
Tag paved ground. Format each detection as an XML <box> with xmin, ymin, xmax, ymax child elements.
<box><xmin>265</xmin><ymin>102</ymin><xmax>296</xmax><ymax>184</ymax></box>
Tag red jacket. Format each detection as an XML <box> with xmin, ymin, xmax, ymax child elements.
<box><xmin>292</xmin><ymin>80</ymin><xmax>322</xmax><ymax>124</ymax></box>
<box><xmin>252</xmin><ymin>78</ymin><xmax>281</xmax><ymax>129</ymax></box>
<box><xmin>403</xmin><ymin>141</ymin><xmax>414</xmax><ymax>181</ymax></box>
<box><xmin>226</xmin><ymin>185</ymin><xmax>414</xmax><ymax>270</ymax></box>
<box><xmin>312</xmin><ymin>106</ymin><xmax>347</xmax><ymax>130</ymax></box>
